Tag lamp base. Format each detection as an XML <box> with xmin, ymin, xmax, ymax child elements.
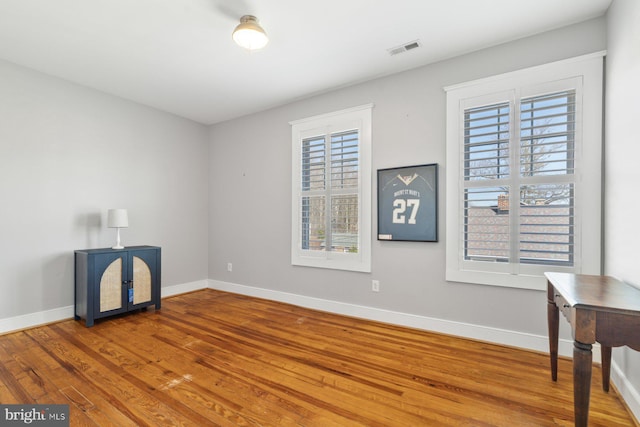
<box><xmin>112</xmin><ymin>227</ymin><xmax>125</xmax><ymax>250</ymax></box>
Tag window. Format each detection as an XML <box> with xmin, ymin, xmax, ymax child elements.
<box><xmin>445</xmin><ymin>53</ymin><xmax>604</xmax><ymax>290</ymax></box>
<box><xmin>291</xmin><ymin>105</ymin><xmax>372</xmax><ymax>272</ymax></box>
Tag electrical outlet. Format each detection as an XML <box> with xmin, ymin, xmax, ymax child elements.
<box><xmin>227</xmin><ymin>262</ymin><xmax>233</xmax><ymax>272</ymax></box>
<box><xmin>372</xmin><ymin>280</ymin><xmax>380</xmax><ymax>292</ymax></box>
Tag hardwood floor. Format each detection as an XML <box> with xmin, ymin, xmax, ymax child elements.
<box><xmin>0</xmin><ymin>289</ymin><xmax>635</xmax><ymax>426</ymax></box>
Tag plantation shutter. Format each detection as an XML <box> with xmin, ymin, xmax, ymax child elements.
<box><xmin>330</xmin><ymin>131</ymin><xmax>359</xmax><ymax>252</ymax></box>
<box><xmin>518</xmin><ymin>91</ymin><xmax>575</xmax><ymax>266</ymax></box>
<box><xmin>463</xmin><ymin>102</ymin><xmax>511</xmax><ymax>262</ymax></box>
<box><xmin>462</xmin><ymin>91</ymin><xmax>575</xmax><ymax>267</ymax></box>
<box><xmin>301</xmin><ymin>130</ymin><xmax>359</xmax><ymax>253</ymax></box>
<box><xmin>301</xmin><ymin>136</ymin><xmax>326</xmax><ymax>250</ymax></box>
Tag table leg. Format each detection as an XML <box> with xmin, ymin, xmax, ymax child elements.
<box><xmin>601</xmin><ymin>345</ymin><xmax>612</xmax><ymax>392</ymax></box>
<box><xmin>573</xmin><ymin>341</ymin><xmax>592</xmax><ymax>427</ymax></box>
<box><xmin>547</xmin><ymin>293</ymin><xmax>559</xmax><ymax>381</ymax></box>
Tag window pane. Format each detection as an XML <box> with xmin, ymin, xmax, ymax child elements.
<box><xmin>301</xmin><ymin>196</ymin><xmax>325</xmax><ymax>251</ymax></box>
<box><xmin>520</xmin><ymin>91</ymin><xmax>575</xmax><ymax>176</ymax></box>
<box><xmin>519</xmin><ymin>183</ymin><xmax>573</xmax><ymax>265</ymax></box>
<box><xmin>331</xmin><ymin>131</ymin><xmax>359</xmax><ymax>189</ymax></box>
<box><xmin>331</xmin><ymin>194</ymin><xmax>358</xmax><ymax>253</ymax></box>
<box><xmin>302</xmin><ymin>136</ymin><xmax>325</xmax><ymax>190</ymax></box>
<box><xmin>464</xmin><ymin>187</ymin><xmax>510</xmax><ymax>261</ymax></box>
<box><xmin>464</xmin><ymin>103</ymin><xmax>510</xmax><ymax>181</ymax></box>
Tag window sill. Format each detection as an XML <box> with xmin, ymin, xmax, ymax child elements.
<box><xmin>292</xmin><ymin>252</ymin><xmax>371</xmax><ymax>273</ymax></box>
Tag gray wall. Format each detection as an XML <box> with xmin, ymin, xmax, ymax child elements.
<box><xmin>209</xmin><ymin>18</ymin><xmax>606</xmax><ymax>336</ymax></box>
<box><xmin>0</xmin><ymin>59</ymin><xmax>209</xmax><ymax>319</ymax></box>
<box><xmin>605</xmin><ymin>0</ymin><xmax>640</xmax><ymax>417</ymax></box>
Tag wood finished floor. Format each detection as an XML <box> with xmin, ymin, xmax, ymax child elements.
<box><xmin>0</xmin><ymin>289</ymin><xmax>635</xmax><ymax>426</ymax></box>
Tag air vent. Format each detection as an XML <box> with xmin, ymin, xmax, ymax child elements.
<box><xmin>387</xmin><ymin>40</ymin><xmax>421</xmax><ymax>56</ymax></box>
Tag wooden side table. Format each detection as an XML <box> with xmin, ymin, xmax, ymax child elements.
<box><xmin>546</xmin><ymin>272</ymin><xmax>640</xmax><ymax>427</ymax></box>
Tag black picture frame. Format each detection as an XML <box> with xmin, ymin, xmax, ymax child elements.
<box><xmin>377</xmin><ymin>163</ymin><xmax>438</xmax><ymax>242</ymax></box>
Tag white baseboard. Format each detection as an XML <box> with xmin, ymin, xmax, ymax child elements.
<box><xmin>0</xmin><ymin>305</ymin><xmax>75</xmax><ymax>335</ymax></box>
<box><xmin>161</xmin><ymin>279</ymin><xmax>209</xmax><ymax>298</ymax></box>
<box><xmin>612</xmin><ymin>360</ymin><xmax>640</xmax><ymax>422</ymax></box>
<box><xmin>0</xmin><ymin>280</ymin><xmax>209</xmax><ymax>335</ymax></box>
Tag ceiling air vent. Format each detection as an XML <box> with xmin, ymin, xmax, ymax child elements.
<box><xmin>387</xmin><ymin>40</ymin><xmax>421</xmax><ymax>56</ymax></box>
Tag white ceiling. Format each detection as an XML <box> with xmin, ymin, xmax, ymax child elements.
<box><xmin>0</xmin><ymin>0</ymin><xmax>612</xmax><ymax>125</ymax></box>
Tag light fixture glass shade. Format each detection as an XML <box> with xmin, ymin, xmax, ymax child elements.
<box><xmin>107</xmin><ymin>209</ymin><xmax>128</xmax><ymax>249</ymax></box>
<box><xmin>232</xmin><ymin>15</ymin><xmax>268</xmax><ymax>50</ymax></box>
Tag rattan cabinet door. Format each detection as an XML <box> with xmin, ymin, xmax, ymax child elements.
<box><xmin>93</xmin><ymin>252</ymin><xmax>128</xmax><ymax>318</ymax></box>
<box><xmin>132</xmin><ymin>256</ymin><xmax>152</xmax><ymax>305</ymax></box>
<box><xmin>127</xmin><ymin>247</ymin><xmax>160</xmax><ymax>310</ymax></box>
<box><xmin>100</xmin><ymin>257</ymin><xmax>124</xmax><ymax>312</ymax></box>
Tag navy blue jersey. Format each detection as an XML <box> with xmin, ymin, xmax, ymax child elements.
<box><xmin>378</xmin><ymin>166</ymin><xmax>437</xmax><ymax>241</ymax></box>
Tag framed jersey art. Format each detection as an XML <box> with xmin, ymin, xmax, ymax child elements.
<box><xmin>377</xmin><ymin>163</ymin><xmax>438</xmax><ymax>242</ymax></box>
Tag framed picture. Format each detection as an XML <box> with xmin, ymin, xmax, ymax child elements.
<box><xmin>377</xmin><ymin>163</ymin><xmax>438</xmax><ymax>242</ymax></box>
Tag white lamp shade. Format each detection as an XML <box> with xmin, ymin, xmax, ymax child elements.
<box><xmin>107</xmin><ymin>209</ymin><xmax>129</xmax><ymax>228</ymax></box>
<box><xmin>232</xmin><ymin>15</ymin><xmax>268</xmax><ymax>50</ymax></box>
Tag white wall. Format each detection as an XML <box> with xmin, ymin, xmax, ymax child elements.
<box><xmin>605</xmin><ymin>0</ymin><xmax>640</xmax><ymax>420</ymax></box>
<box><xmin>209</xmin><ymin>18</ymin><xmax>606</xmax><ymax>340</ymax></box>
<box><xmin>0</xmin><ymin>59</ymin><xmax>209</xmax><ymax>322</ymax></box>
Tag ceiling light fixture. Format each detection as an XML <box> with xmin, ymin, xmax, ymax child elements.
<box><xmin>232</xmin><ymin>15</ymin><xmax>268</xmax><ymax>50</ymax></box>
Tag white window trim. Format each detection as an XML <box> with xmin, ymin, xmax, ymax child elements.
<box><xmin>445</xmin><ymin>52</ymin><xmax>604</xmax><ymax>290</ymax></box>
<box><xmin>290</xmin><ymin>104</ymin><xmax>373</xmax><ymax>272</ymax></box>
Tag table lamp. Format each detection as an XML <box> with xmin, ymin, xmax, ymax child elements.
<box><xmin>107</xmin><ymin>209</ymin><xmax>128</xmax><ymax>249</ymax></box>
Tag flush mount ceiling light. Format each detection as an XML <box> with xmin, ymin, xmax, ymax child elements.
<box><xmin>232</xmin><ymin>15</ymin><xmax>268</xmax><ymax>50</ymax></box>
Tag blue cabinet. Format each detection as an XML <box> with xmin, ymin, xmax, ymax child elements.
<box><xmin>75</xmin><ymin>246</ymin><xmax>161</xmax><ymax>327</ymax></box>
